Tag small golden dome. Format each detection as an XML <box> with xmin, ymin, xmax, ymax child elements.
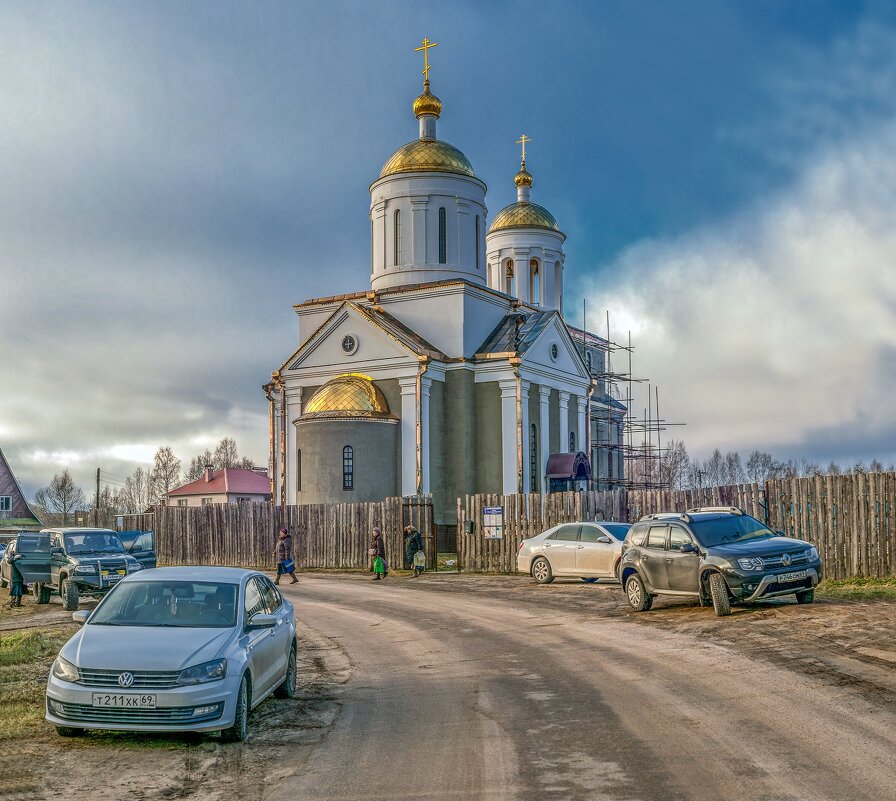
<box><xmin>380</xmin><ymin>139</ymin><xmax>475</xmax><ymax>178</ymax></box>
<box><xmin>301</xmin><ymin>374</ymin><xmax>393</xmax><ymax>420</ymax></box>
<box><xmin>413</xmin><ymin>81</ymin><xmax>442</xmax><ymax>119</ymax></box>
<box><xmin>488</xmin><ymin>202</ymin><xmax>563</xmax><ymax>235</ymax></box>
<box><xmin>514</xmin><ymin>165</ymin><xmax>533</xmax><ymax>187</ymax></box>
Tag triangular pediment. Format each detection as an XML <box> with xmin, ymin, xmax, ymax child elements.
<box><xmin>283</xmin><ymin>302</ymin><xmax>428</xmax><ymax>374</ymax></box>
<box><xmin>521</xmin><ymin>313</ymin><xmax>589</xmax><ymax>380</ymax></box>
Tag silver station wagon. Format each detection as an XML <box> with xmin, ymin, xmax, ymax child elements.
<box><xmin>45</xmin><ymin>566</ymin><xmax>296</xmax><ymax>742</ymax></box>
<box><xmin>518</xmin><ymin>521</ymin><xmax>631</xmax><ymax>584</ymax></box>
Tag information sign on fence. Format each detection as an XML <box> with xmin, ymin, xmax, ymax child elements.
<box><xmin>483</xmin><ymin>506</ymin><xmax>504</xmax><ymax>540</ymax></box>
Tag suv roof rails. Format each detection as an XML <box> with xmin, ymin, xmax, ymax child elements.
<box><xmin>638</xmin><ymin>512</ymin><xmax>693</xmax><ymax>524</ymax></box>
<box><xmin>685</xmin><ymin>506</ymin><xmax>744</xmax><ymax>515</ymax></box>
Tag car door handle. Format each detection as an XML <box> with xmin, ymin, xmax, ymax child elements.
<box><xmin>544</xmin><ymin>543</ymin><xmax>551</xmax><ymax>548</ymax></box>
<box><xmin>642</xmin><ymin>554</ymin><xmax>650</xmax><ymax>560</ymax></box>
<box><xmin>576</xmin><ymin>545</ymin><xmax>584</xmax><ymax>549</ymax></box>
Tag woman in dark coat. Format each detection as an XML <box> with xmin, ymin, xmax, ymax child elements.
<box><xmin>7</xmin><ymin>553</ymin><xmax>25</xmax><ymax>607</ymax></box>
<box><xmin>274</xmin><ymin>527</ymin><xmax>298</xmax><ymax>586</ymax></box>
<box><xmin>404</xmin><ymin>524</ymin><xmax>424</xmax><ymax>577</ymax></box>
<box><xmin>370</xmin><ymin>527</ymin><xmax>387</xmax><ymax>580</ymax></box>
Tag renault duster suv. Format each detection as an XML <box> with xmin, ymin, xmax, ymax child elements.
<box><xmin>618</xmin><ymin>507</ymin><xmax>823</xmax><ymax>616</ymax></box>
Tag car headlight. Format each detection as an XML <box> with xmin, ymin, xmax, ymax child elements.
<box><xmin>128</xmin><ymin>561</ymin><xmax>143</xmax><ymax>572</ymax></box>
<box><xmin>736</xmin><ymin>557</ymin><xmax>764</xmax><ymax>571</ymax></box>
<box><xmin>74</xmin><ymin>564</ymin><xmax>97</xmax><ymax>574</ymax></box>
<box><xmin>806</xmin><ymin>546</ymin><xmax>819</xmax><ymax>562</ymax></box>
<box><xmin>176</xmin><ymin>659</ymin><xmax>227</xmax><ymax>685</ymax></box>
<box><xmin>52</xmin><ymin>655</ymin><xmax>80</xmax><ymax>682</ymax></box>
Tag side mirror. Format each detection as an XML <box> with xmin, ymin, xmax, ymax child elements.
<box><xmin>679</xmin><ymin>542</ymin><xmax>698</xmax><ymax>554</ymax></box>
<box><xmin>247</xmin><ymin>613</ymin><xmax>276</xmax><ymax>630</ymax></box>
<box><xmin>51</xmin><ymin>546</ymin><xmax>64</xmax><ymax>555</ymax></box>
<box><xmin>130</xmin><ymin>545</ymin><xmax>143</xmax><ymax>553</ymax></box>
<box><xmin>775</xmin><ymin>530</ymin><xmax>785</xmax><ymax>537</ymax></box>
<box><xmin>596</xmin><ymin>535</ymin><xmax>612</xmax><ymax>544</ymax></box>
<box><xmin>72</xmin><ymin>610</ymin><xmax>90</xmax><ymax>626</ymax></box>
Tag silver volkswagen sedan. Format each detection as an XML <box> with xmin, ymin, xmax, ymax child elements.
<box><xmin>46</xmin><ymin>566</ymin><xmax>296</xmax><ymax>742</ymax></box>
<box><xmin>517</xmin><ymin>521</ymin><xmax>631</xmax><ymax>584</ymax></box>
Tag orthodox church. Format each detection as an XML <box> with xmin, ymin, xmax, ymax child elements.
<box><xmin>266</xmin><ymin>43</ymin><xmax>625</xmax><ymax>528</ymax></box>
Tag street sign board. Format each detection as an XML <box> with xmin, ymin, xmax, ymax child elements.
<box><xmin>483</xmin><ymin>506</ymin><xmax>504</xmax><ymax>540</ymax></box>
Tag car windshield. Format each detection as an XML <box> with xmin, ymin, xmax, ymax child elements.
<box><xmin>64</xmin><ymin>532</ymin><xmax>125</xmax><ymax>554</ymax></box>
<box><xmin>690</xmin><ymin>515</ymin><xmax>776</xmax><ymax>547</ymax></box>
<box><xmin>602</xmin><ymin>524</ymin><xmax>631</xmax><ymax>541</ymax></box>
<box><xmin>90</xmin><ymin>581</ymin><xmax>239</xmax><ymax>628</ymax></box>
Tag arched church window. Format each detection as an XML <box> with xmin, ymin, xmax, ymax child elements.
<box><xmin>569</xmin><ymin>431</ymin><xmax>576</xmax><ymax>453</ymax></box>
<box><xmin>394</xmin><ymin>210</ymin><xmax>402</xmax><ymax>266</ymax></box>
<box><xmin>438</xmin><ymin>207</ymin><xmax>447</xmax><ymax>264</ymax></box>
<box><xmin>505</xmin><ymin>260</ymin><xmax>515</xmax><ymax>296</ymax></box>
<box><xmin>529</xmin><ymin>423</ymin><xmax>538</xmax><ymax>492</ymax></box>
<box><xmin>343</xmin><ymin>446</ymin><xmax>354</xmax><ymax>491</ymax></box>
<box><xmin>475</xmin><ymin>215</ymin><xmax>480</xmax><ymax>269</ymax></box>
<box><xmin>530</xmin><ymin>259</ymin><xmax>540</xmax><ymax>304</ymax></box>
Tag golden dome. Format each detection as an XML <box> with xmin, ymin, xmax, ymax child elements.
<box><xmin>380</xmin><ymin>139</ymin><xmax>475</xmax><ymax>178</ymax></box>
<box><xmin>488</xmin><ymin>202</ymin><xmax>562</xmax><ymax>234</ymax></box>
<box><xmin>413</xmin><ymin>81</ymin><xmax>442</xmax><ymax>118</ymax></box>
<box><xmin>514</xmin><ymin>165</ymin><xmax>533</xmax><ymax>187</ymax></box>
<box><xmin>301</xmin><ymin>374</ymin><xmax>393</xmax><ymax>420</ymax></box>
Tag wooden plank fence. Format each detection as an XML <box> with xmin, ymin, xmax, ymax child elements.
<box><xmin>457</xmin><ymin>475</ymin><xmax>896</xmax><ymax>579</ymax></box>
<box><xmin>155</xmin><ymin>495</ymin><xmax>435</xmax><ymax>572</ymax></box>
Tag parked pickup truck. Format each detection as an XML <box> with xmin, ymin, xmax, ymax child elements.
<box><xmin>0</xmin><ymin>528</ymin><xmax>155</xmax><ymax>610</ymax></box>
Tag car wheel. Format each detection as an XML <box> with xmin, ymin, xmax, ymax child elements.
<box><xmin>274</xmin><ymin>642</ymin><xmax>297</xmax><ymax>699</ymax></box>
<box><xmin>55</xmin><ymin>726</ymin><xmax>86</xmax><ymax>738</ymax></box>
<box><xmin>708</xmin><ymin>572</ymin><xmax>732</xmax><ymax>617</ymax></box>
<box><xmin>531</xmin><ymin>557</ymin><xmax>554</xmax><ymax>584</ymax></box>
<box><xmin>221</xmin><ymin>676</ymin><xmax>249</xmax><ymax>743</ymax></box>
<box><xmin>795</xmin><ymin>589</ymin><xmax>815</xmax><ymax>605</ymax></box>
<box><xmin>34</xmin><ymin>583</ymin><xmax>52</xmax><ymax>604</ymax></box>
<box><xmin>625</xmin><ymin>574</ymin><xmax>653</xmax><ymax>612</ymax></box>
<box><xmin>580</xmin><ymin>577</ymin><xmax>598</xmax><ymax>583</ymax></box>
<box><xmin>61</xmin><ymin>579</ymin><xmax>79</xmax><ymax>611</ymax></box>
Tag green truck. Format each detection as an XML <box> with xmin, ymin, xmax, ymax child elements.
<box><xmin>0</xmin><ymin>528</ymin><xmax>156</xmax><ymax>610</ymax></box>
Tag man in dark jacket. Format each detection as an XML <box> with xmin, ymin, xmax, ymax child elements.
<box><xmin>274</xmin><ymin>527</ymin><xmax>298</xmax><ymax>585</ymax></box>
<box><xmin>7</xmin><ymin>553</ymin><xmax>25</xmax><ymax>607</ymax></box>
<box><xmin>404</xmin><ymin>524</ymin><xmax>424</xmax><ymax>577</ymax></box>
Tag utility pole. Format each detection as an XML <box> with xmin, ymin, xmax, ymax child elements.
<box><xmin>94</xmin><ymin>468</ymin><xmax>100</xmax><ymax>527</ymax></box>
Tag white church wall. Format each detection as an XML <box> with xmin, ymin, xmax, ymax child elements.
<box><xmin>485</xmin><ymin>228</ymin><xmax>565</xmax><ymax>310</ymax></box>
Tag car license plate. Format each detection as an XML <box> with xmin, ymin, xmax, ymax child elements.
<box><xmin>777</xmin><ymin>570</ymin><xmax>808</xmax><ymax>583</ymax></box>
<box><xmin>92</xmin><ymin>694</ymin><xmax>156</xmax><ymax>708</ymax></box>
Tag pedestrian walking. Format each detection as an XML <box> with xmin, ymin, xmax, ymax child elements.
<box><xmin>7</xmin><ymin>553</ymin><xmax>25</xmax><ymax>608</ymax></box>
<box><xmin>274</xmin><ymin>527</ymin><xmax>298</xmax><ymax>585</ymax></box>
<box><xmin>404</xmin><ymin>523</ymin><xmax>425</xmax><ymax>577</ymax></box>
<box><xmin>369</xmin><ymin>527</ymin><xmax>387</xmax><ymax>580</ymax></box>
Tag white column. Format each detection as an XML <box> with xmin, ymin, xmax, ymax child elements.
<box><xmin>410</xmin><ymin>198</ymin><xmax>428</xmax><ymax>267</ymax></box>
<box><xmin>421</xmin><ymin>376</ymin><xmax>432</xmax><ymax>494</ymax></box>
<box><xmin>371</xmin><ymin>202</ymin><xmax>386</xmax><ymax>277</ymax></box>
<box><xmin>538</xmin><ymin>386</ymin><xmax>551</xmax><ymax>491</ymax></box>
<box><xmin>520</xmin><ymin>380</ymin><xmax>530</xmax><ymax>493</ymax></box>
<box><xmin>557</xmin><ymin>391</ymin><xmax>570</xmax><ymax>453</ymax></box>
<box><xmin>456</xmin><ymin>199</ymin><xmax>470</xmax><ymax>269</ymax></box>
<box><xmin>499</xmin><ymin>380</ymin><xmax>518</xmax><ymax>495</ymax></box>
<box><xmin>576</xmin><ymin>395</ymin><xmax>587</xmax><ymax>454</ymax></box>
<box><xmin>285</xmin><ymin>387</ymin><xmax>303</xmax><ymax>504</ymax></box>
<box><xmin>399</xmin><ymin>377</ymin><xmax>417</xmax><ymax>496</ymax></box>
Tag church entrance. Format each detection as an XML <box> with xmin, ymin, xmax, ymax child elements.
<box><xmin>545</xmin><ymin>451</ymin><xmax>593</xmax><ymax>493</ymax></box>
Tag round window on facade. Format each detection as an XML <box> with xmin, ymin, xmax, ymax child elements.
<box><xmin>341</xmin><ymin>334</ymin><xmax>358</xmax><ymax>355</ymax></box>
<box><xmin>550</xmin><ymin>343</ymin><xmax>559</xmax><ymax>361</ymax></box>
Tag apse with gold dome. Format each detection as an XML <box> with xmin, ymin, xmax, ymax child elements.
<box><xmin>369</xmin><ymin>40</ymin><xmax>487</xmax><ymax>291</ymax></box>
<box><xmin>485</xmin><ymin>140</ymin><xmax>566</xmax><ymax>310</ymax></box>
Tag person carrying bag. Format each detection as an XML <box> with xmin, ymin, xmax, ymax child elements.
<box><xmin>274</xmin><ymin>527</ymin><xmax>298</xmax><ymax>585</ymax></box>
<box><xmin>370</xmin><ymin>527</ymin><xmax>388</xmax><ymax>580</ymax></box>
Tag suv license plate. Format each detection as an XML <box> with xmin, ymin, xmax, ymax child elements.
<box><xmin>92</xmin><ymin>694</ymin><xmax>156</xmax><ymax>709</ymax></box>
<box><xmin>777</xmin><ymin>570</ymin><xmax>808</xmax><ymax>583</ymax></box>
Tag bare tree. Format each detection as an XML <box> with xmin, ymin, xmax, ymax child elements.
<box><xmin>826</xmin><ymin>461</ymin><xmax>842</xmax><ymax>475</ymax></box>
<box><xmin>237</xmin><ymin>456</ymin><xmax>256</xmax><ymax>470</ymax></box>
<box><xmin>119</xmin><ymin>467</ymin><xmax>152</xmax><ymax>514</ymax></box>
<box><xmin>659</xmin><ymin>440</ymin><xmax>690</xmax><ymax>490</ymax></box>
<box><xmin>33</xmin><ymin>469</ymin><xmax>85</xmax><ymax>524</ymax></box>
<box><xmin>869</xmin><ymin>459</ymin><xmax>884</xmax><ymax>473</ymax></box>
<box><xmin>186</xmin><ymin>450</ymin><xmax>214</xmax><ymax>482</ymax></box>
<box><xmin>213</xmin><ymin>438</ymin><xmax>240</xmax><ymax>469</ymax></box>
<box><xmin>150</xmin><ymin>446</ymin><xmax>181</xmax><ymax>502</ymax></box>
<box><xmin>746</xmin><ymin>451</ymin><xmax>776</xmax><ymax>483</ymax></box>
<box><xmin>724</xmin><ymin>451</ymin><xmax>746</xmax><ymax>485</ymax></box>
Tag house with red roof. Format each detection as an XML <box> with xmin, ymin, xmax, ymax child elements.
<box><xmin>165</xmin><ymin>467</ymin><xmax>271</xmax><ymax>507</ymax></box>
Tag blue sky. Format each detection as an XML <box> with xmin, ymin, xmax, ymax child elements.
<box><xmin>3</xmin><ymin>0</ymin><xmax>896</xmax><ymax>495</ymax></box>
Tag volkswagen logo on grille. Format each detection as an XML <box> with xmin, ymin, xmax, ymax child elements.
<box><xmin>781</xmin><ymin>554</ymin><xmax>792</xmax><ymax>567</ymax></box>
<box><xmin>117</xmin><ymin>672</ymin><xmax>135</xmax><ymax>688</ymax></box>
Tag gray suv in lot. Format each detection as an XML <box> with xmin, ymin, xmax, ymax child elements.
<box><xmin>618</xmin><ymin>507</ymin><xmax>823</xmax><ymax>616</ymax></box>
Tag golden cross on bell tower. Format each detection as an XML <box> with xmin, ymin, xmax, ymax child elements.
<box><xmin>415</xmin><ymin>37</ymin><xmax>438</xmax><ymax>83</ymax></box>
<box><xmin>517</xmin><ymin>134</ymin><xmax>531</xmax><ymax>164</ymax></box>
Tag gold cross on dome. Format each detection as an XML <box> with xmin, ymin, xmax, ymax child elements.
<box><xmin>517</xmin><ymin>134</ymin><xmax>531</xmax><ymax>163</ymax></box>
<box><xmin>415</xmin><ymin>37</ymin><xmax>438</xmax><ymax>81</ymax></box>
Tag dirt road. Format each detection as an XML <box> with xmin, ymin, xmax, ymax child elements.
<box><xmin>13</xmin><ymin>573</ymin><xmax>896</xmax><ymax>801</ymax></box>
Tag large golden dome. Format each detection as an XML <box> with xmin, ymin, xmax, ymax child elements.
<box><xmin>301</xmin><ymin>374</ymin><xmax>394</xmax><ymax>420</ymax></box>
<box><xmin>380</xmin><ymin>139</ymin><xmax>475</xmax><ymax>178</ymax></box>
<box><xmin>489</xmin><ymin>202</ymin><xmax>562</xmax><ymax>234</ymax></box>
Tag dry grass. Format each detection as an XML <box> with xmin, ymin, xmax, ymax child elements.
<box><xmin>817</xmin><ymin>576</ymin><xmax>896</xmax><ymax>599</ymax></box>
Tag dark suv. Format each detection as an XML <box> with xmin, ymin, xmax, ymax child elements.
<box><xmin>618</xmin><ymin>507</ymin><xmax>823</xmax><ymax>616</ymax></box>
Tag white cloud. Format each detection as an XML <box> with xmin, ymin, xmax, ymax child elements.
<box><xmin>592</xmin><ymin>122</ymin><xmax>896</xmax><ymax>463</ymax></box>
